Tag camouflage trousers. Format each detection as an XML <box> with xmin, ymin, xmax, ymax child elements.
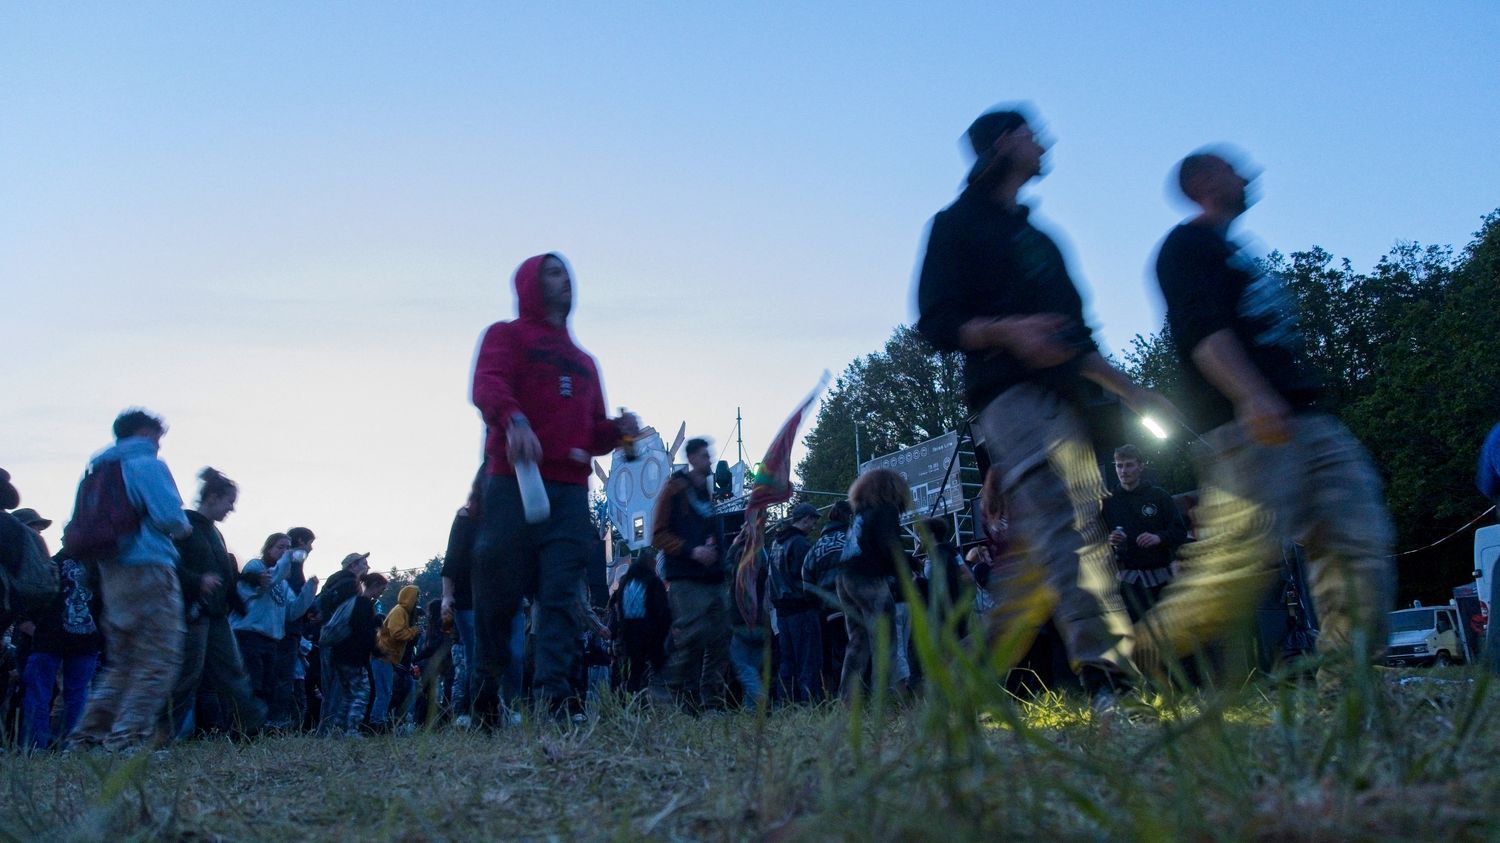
<box><xmin>71</xmin><ymin>561</ymin><xmax>185</xmax><ymax>750</ymax></box>
<box><xmin>974</xmin><ymin>383</ymin><xmax>1135</xmax><ymax>685</ymax></box>
<box><xmin>1138</xmin><ymin>413</ymin><xmax>1395</xmax><ymax>665</ymax></box>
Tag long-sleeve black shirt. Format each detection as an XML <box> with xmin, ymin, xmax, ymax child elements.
<box><xmin>1100</xmin><ymin>483</ymin><xmax>1187</xmax><ymax>571</ymax></box>
<box><xmin>917</xmin><ymin>190</ymin><xmax>1099</xmax><ymax>413</ymax></box>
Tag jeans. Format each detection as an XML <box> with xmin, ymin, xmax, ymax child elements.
<box><xmin>471</xmin><ymin>475</ymin><xmax>590</xmax><ymax>716</ymax></box>
<box><xmin>22</xmin><ymin>651</ymin><xmax>98</xmax><ymax>749</ymax></box>
<box><xmin>729</xmin><ymin>634</ymin><xmax>770</xmax><ymax>708</ymax></box>
<box><xmin>370</xmin><ymin>659</ymin><xmax>394</xmax><ymax>726</ymax></box>
<box><xmin>235</xmin><ymin>630</ymin><xmax>279</xmax><ymax>711</ymax></box>
<box><xmin>776</xmin><ymin>607</ymin><xmax>823</xmax><ymax>703</ymax></box>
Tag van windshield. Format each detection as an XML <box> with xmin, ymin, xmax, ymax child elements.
<box><xmin>1390</xmin><ymin>609</ymin><xmax>1435</xmax><ymax>633</ymax></box>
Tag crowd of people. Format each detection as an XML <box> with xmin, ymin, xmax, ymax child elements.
<box><xmin>2</xmin><ymin>101</ymin><xmax>1454</xmax><ymax>753</ymax></box>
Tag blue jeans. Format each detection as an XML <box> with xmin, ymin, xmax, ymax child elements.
<box><xmin>23</xmin><ymin>651</ymin><xmax>99</xmax><ymax>749</ymax></box>
<box><xmin>370</xmin><ymin>659</ymin><xmax>394</xmax><ymax>726</ymax></box>
<box><xmin>777</xmin><ymin>607</ymin><xmax>824</xmax><ymax>703</ymax></box>
<box><xmin>318</xmin><ymin>647</ymin><xmax>342</xmax><ymax>734</ymax></box>
<box><xmin>729</xmin><ymin>634</ymin><xmax>769</xmax><ymax>709</ymax></box>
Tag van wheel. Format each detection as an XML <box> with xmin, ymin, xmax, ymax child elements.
<box><xmin>1435</xmin><ymin>652</ymin><xmax>1452</xmax><ymax>667</ymax></box>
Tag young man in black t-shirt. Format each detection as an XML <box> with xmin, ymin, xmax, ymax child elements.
<box><xmin>1142</xmin><ymin>149</ymin><xmax>1394</xmax><ymax>668</ymax></box>
<box><xmin>1102</xmin><ymin>444</ymin><xmax>1187</xmax><ymax>622</ymax></box>
<box><xmin>916</xmin><ymin>105</ymin><xmax>1169</xmax><ymax>701</ymax></box>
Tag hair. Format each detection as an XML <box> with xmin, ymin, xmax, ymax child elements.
<box><xmin>1113</xmin><ymin>444</ymin><xmax>1142</xmax><ymax>462</ymax></box>
<box><xmin>826</xmin><ymin>499</ymin><xmax>853</xmax><ymax>525</ymax></box>
<box><xmin>847</xmin><ymin>468</ymin><xmax>911</xmax><ymax>514</ymax></box>
<box><xmin>112</xmin><ymin>408</ymin><xmax>166</xmax><ymax>441</ymax></box>
<box><xmin>965</xmin><ymin>546</ymin><xmax>990</xmax><ymax>564</ymax></box>
<box><xmin>286</xmin><ymin>526</ymin><xmax>315</xmax><ymax>547</ymax></box>
<box><xmin>981</xmin><ymin>466</ymin><xmax>1006</xmax><ymax>524</ymax></box>
<box><xmin>362</xmin><ymin>572</ymin><xmax>389</xmax><ymax>590</ymax></box>
<box><xmin>0</xmin><ymin>468</ymin><xmax>19</xmax><ymax>510</ymax></box>
<box><xmin>1176</xmin><ymin>151</ymin><xmax>1225</xmax><ymax>201</ymax></box>
<box><xmin>197</xmin><ymin>467</ymin><xmax>237</xmax><ymax>505</ymax></box>
<box><xmin>630</xmin><ymin>548</ymin><xmax>661</xmax><ymax>577</ymax></box>
<box><xmin>259</xmin><ymin>532</ymin><xmax>289</xmax><ymax>562</ymax></box>
<box><xmin>426</xmin><ymin>599</ymin><xmax>442</xmax><ymax>623</ymax></box>
<box><xmin>923</xmin><ymin>516</ymin><xmax>951</xmax><ymax>543</ymax></box>
<box><xmin>685</xmin><ymin>438</ymin><xmax>710</xmax><ymax>458</ymax></box>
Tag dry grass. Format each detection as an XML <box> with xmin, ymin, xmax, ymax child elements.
<box><xmin>2</xmin><ymin>667</ymin><xmax>1497</xmax><ymax>842</ymax></box>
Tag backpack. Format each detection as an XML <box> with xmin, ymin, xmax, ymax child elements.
<box><xmin>0</xmin><ymin>515</ymin><xmax>60</xmax><ymax>613</ymax></box>
<box><xmin>61</xmin><ymin>459</ymin><xmax>141</xmax><ymax>562</ymax></box>
<box><xmin>318</xmin><ymin>595</ymin><xmax>359</xmax><ymax>647</ymax></box>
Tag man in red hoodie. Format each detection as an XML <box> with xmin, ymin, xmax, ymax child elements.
<box><xmin>470</xmin><ymin>253</ymin><xmax>637</xmax><ymax>724</ymax></box>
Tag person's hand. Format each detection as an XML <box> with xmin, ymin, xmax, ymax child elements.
<box><xmin>307</xmin><ymin>575</ymin><xmax>320</xmax><ymax>591</ymax></box>
<box><xmin>258</xmin><ymin>572</ymin><xmax>272</xmax><ymax>588</ymax></box>
<box><xmin>17</xmin><ymin>621</ymin><xmax>35</xmax><ymax>637</ymax></box>
<box><xmin>617</xmin><ymin>412</ymin><xmax>641</xmax><ymax>438</ymax></box>
<box><xmin>1236</xmin><ymin>390</ymin><xmax>1292</xmax><ymax>446</ymax></box>
<box><xmin>441</xmin><ymin>596</ymin><xmax>455</xmax><ymax>623</ymax></box>
<box><xmin>1135</xmin><ymin>532</ymin><xmax>1162</xmax><ymax>549</ymax></box>
<box><xmin>1108</xmin><ymin>528</ymin><xmax>1126</xmax><ymax>548</ymax></box>
<box><xmin>507</xmin><ymin>417</ymin><xmax>543</xmax><ymax>464</ymax></box>
<box><xmin>598</xmin><ymin>625</ymin><xmax>613</xmax><ymax>641</ymax></box>
<box><xmin>691</xmin><ymin>539</ymin><xmax>718</xmax><ymax>565</ymax></box>
<box><xmin>200</xmin><ymin>573</ymin><xmax>223</xmax><ymax>594</ymax></box>
<box><xmin>983</xmin><ymin>314</ymin><xmax>1078</xmax><ymax>370</ymax></box>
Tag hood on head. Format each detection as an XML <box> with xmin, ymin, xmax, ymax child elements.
<box><xmin>398</xmin><ymin>585</ymin><xmax>419</xmax><ymax>611</ymax></box>
<box><xmin>513</xmin><ymin>252</ymin><xmax>570</xmax><ymax>323</ymax></box>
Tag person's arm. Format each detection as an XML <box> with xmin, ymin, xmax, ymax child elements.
<box><xmin>287</xmin><ymin>577</ymin><xmax>318</xmax><ymax>621</ymax></box>
<box><xmin>915</xmin><ymin>213</ymin><xmax>972</xmax><ymax>353</ymax></box>
<box><xmin>470</xmin><ymin>323</ymin><xmax>522</xmax><ymax>429</ymax></box>
<box><xmin>1189</xmin><ymin>330</ymin><xmax>1292</xmax><ymax>445</ymax></box>
<box><xmin>125</xmin><ymin>459</ymin><xmax>192</xmax><ymax>540</ymax></box>
<box><xmin>1157</xmin><ymin>490</ymin><xmax>1189</xmax><ymax>553</ymax></box>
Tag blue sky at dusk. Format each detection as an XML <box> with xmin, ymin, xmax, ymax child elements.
<box><xmin>4</xmin><ymin>3</ymin><xmax>1497</xmax><ymax>576</ymax></box>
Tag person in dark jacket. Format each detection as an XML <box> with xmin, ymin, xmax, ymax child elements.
<box><xmin>314</xmin><ymin>551</ymin><xmax>370</xmax><ymax>735</ymax></box>
<box><xmin>837</xmin><ymin>469</ymin><xmax>911</xmax><ymax>701</ymax></box>
<box><xmin>607</xmin><ymin>550</ymin><xmax>671</xmax><ymax>694</ymax></box>
<box><xmin>804</xmin><ymin>500</ymin><xmax>852</xmax><ymax>696</ymax></box>
<box><xmin>769</xmin><ymin>503</ymin><xmax>822</xmax><ymax>702</ymax></box>
<box><xmin>328</xmin><ymin>572</ymin><xmax>386</xmax><ymax>737</ymax></box>
<box><xmin>915</xmin><ymin>106</ymin><xmax>1166</xmax><ymax>703</ymax></box>
<box><xmin>1102</xmin><ymin>444</ymin><xmax>1188</xmax><ymax>622</ymax></box>
<box><xmin>649</xmin><ymin>438</ymin><xmax>730</xmax><ymax>711</ymax></box>
<box><xmin>19</xmin><ymin>546</ymin><xmax>102</xmax><ymax>750</ymax></box>
<box><xmin>163</xmin><ymin>468</ymin><xmax>267</xmax><ymax>739</ymax></box>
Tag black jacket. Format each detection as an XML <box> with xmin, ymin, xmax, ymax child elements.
<box><xmin>440</xmin><ymin>511</ymin><xmax>476</xmax><ymax>612</ymax></box>
<box><xmin>917</xmin><ymin>192</ymin><xmax>1099</xmax><ymax>413</ymax></box>
<box><xmin>331</xmin><ymin>596</ymin><xmax>377</xmax><ymax>665</ymax></box>
<box><xmin>1101</xmin><ymin>483</ymin><xmax>1187</xmax><ymax>571</ymax></box>
<box><xmin>767</xmin><ymin>525</ymin><xmax>815</xmax><ymax>612</ymax></box>
<box><xmin>842</xmin><ymin>503</ymin><xmax>906</xmax><ymax>579</ymax></box>
<box><xmin>174</xmin><ymin>510</ymin><xmax>244</xmax><ymax>618</ymax></box>
<box><xmin>317</xmin><ymin>569</ymin><xmax>361</xmax><ymax>618</ymax></box>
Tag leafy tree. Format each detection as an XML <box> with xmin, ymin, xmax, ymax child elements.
<box><xmin>797</xmin><ymin>325</ymin><xmax>966</xmax><ymax>498</ymax></box>
<box><xmin>381</xmin><ymin>556</ymin><xmax>445</xmax><ymax>615</ymax></box>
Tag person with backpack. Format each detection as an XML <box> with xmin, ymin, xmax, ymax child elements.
<box><xmin>0</xmin><ymin>474</ymin><xmax>60</xmax><ymax>635</ymax></box>
<box><xmin>17</xmin><ymin>541</ymin><xmax>102</xmax><ymax>750</ymax></box>
<box><xmin>327</xmin><ymin>572</ymin><xmax>386</xmax><ymax>737</ymax></box>
<box><xmin>314</xmin><ymin>551</ymin><xmax>370</xmax><ymax>735</ymax></box>
<box><xmin>67</xmin><ymin>409</ymin><xmax>193</xmax><ymax>752</ymax></box>
<box><xmin>606</xmin><ymin>550</ymin><xmax>670</xmax><ymax>694</ymax></box>
<box><xmin>768</xmin><ymin>503</ymin><xmax>822</xmax><ymax>703</ymax></box>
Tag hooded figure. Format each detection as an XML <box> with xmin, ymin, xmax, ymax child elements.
<box><xmin>471</xmin><ymin>253</ymin><xmax>624</xmax><ymax>486</ymax></box>
<box><xmin>377</xmin><ymin>585</ymin><xmax>421</xmax><ymax>664</ymax></box>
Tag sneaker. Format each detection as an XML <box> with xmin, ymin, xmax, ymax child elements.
<box><xmin>453</xmin><ymin>714</ymin><xmax>474</xmax><ymax>730</ymax></box>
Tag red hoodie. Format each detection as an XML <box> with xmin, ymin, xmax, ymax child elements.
<box><xmin>471</xmin><ymin>254</ymin><xmax>623</xmax><ymax>486</ymax></box>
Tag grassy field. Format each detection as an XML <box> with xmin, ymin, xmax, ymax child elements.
<box><xmin>2</xmin><ymin>660</ymin><xmax>1496</xmax><ymax>842</ymax></box>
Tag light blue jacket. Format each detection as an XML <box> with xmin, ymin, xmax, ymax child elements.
<box><xmin>231</xmin><ymin>555</ymin><xmax>317</xmax><ymax>641</ymax></box>
<box><xmin>90</xmin><ymin>436</ymin><xmax>191</xmax><ymax>568</ymax></box>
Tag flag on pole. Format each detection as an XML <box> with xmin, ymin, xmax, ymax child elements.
<box><xmin>734</xmin><ymin>372</ymin><xmax>829</xmax><ymax>627</ymax></box>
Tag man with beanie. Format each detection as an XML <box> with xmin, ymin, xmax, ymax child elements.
<box><xmin>469</xmin><ymin>253</ymin><xmax>638</xmax><ymax>724</ymax></box>
<box><xmin>916</xmin><ymin>106</ymin><xmax>1165</xmax><ymax>707</ymax></box>
<box><xmin>69</xmin><ymin>409</ymin><xmax>193</xmax><ymax>751</ymax></box>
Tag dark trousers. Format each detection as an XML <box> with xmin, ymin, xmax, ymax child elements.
<box><xmin>776</xmin><ymin>606</ymin><xmax>824</xmax><ymax>703</ymax></box>
<box><xmin>169</xmin><ymin>615</ymin><xmax>266</xmax><ymax>737</ymax></box>
<box><xmin>471</xmin><ymin>475</ymin><xmax>590</xmax><ymax>717</ymax></box>
<box><xmin>235</xmin><ymin>630</ymin><xmax>279</xmax><ymax>711</ymax></box>
<box><xmin>270</xmin><ymin>633</ymin><xmax>299</xmax><ymax>728</ymax></box>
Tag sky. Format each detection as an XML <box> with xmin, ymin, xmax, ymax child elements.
<box><xmin>3</xmin><ymin>2</ymin><xmax>1498</xmax><ymax>580</ymax></box>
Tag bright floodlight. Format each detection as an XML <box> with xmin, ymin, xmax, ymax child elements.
<box><xmin>1141</xmin><ymin>416</ymin><xmax>1169</xmax><ymax>440</ymax></box>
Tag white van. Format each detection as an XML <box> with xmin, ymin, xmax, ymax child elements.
<box><xmin>1386</xmin><ymin>605</ymin><xmax>1467</xmax><ymax>667</ymax></box>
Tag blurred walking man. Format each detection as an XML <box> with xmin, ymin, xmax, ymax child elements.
<box><xmin>1142</xmin><ymin>149</ymin><xmax>1394</xmax><ymax>670</ymax></box>
<box><xmin>916</xmin><ymin>105</ymin><xmax>1164</xmax><ymax>704</ymax></box>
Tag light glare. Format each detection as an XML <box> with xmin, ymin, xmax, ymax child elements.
<box><xmin>1141</xmin><ymin>416</ymin><xmax>1169</xmax><ymax>440</ymax></box>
